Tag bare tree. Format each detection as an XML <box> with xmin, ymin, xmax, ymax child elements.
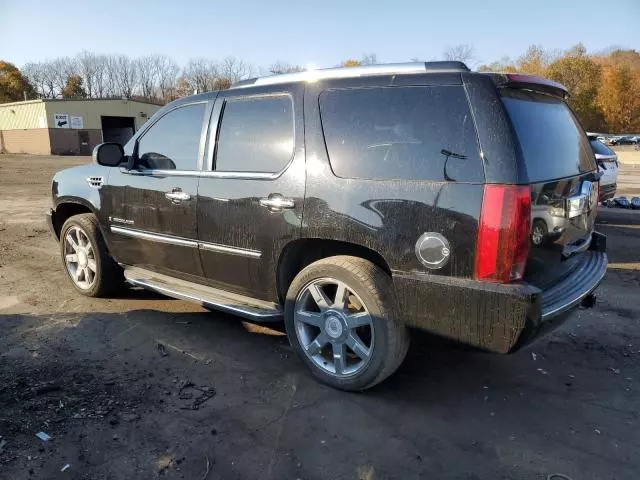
<box><xmin>103</xmin><ymin>55</ymin><xmax>120</xmax><ymax>97</ymax></box>
<box><xmin>22</xmin><ymin>62</ymin><xmax>47</xmax><ymax>98</ymax></box>
<box><xmin>76</xmin><ymin>51</ymin><xmax>98</xmax><ymax>97</ymax></box>
<box><xmin>49</xmin><ymin>57</ymin><xmax>78</xmax><ymax>96</ymax></box>
<box><xmin>113</xmin><ymin>55</ymin><xmax>138</xmax><ymax>97</ymax></box>
<box><xmin>183</xmin><ymin>58</ymin><xmax>219</xmax><ymax>93</ymax></box>
<box><xmin>361</xmin><ymin>53</ymin><xmax>378</xmax><ymax>65</ymax></box>
<box><xmin>152</xmin><ymin>54</ymin><xmax>179</xmax><ymax>102</ymax></box>
<box><xmin>92</xmin><ymin>54</ymin><xmax>110</xmax><ymax>98</ymax></box>
<box><xmin>269</xmin><ymin>61</ymin><xmax>305</xmax><ymax>75</ymax></box>
<box><xmin>41</xmin><ymin>62</ymin><xmax>58</xmax><ymax>98</ymax></box>
<box><xmin>443</xmin><ymin>44</ymin><xmax>475</xmax><ymax>65</ymax></box>
<box><xmin>136</xmin><ymin>56</ymin><xmax>156</xmax><ymax>99</ymax></box>
<box><xmin>219</xmin><ymin>57</ymin><xmax>253</xmax><ymax>85</ymax></box>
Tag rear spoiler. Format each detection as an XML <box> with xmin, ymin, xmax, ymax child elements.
<box><xmin>484</xmin><ymin>73</ymin><xmax>569</xmax><ymax>99</ymax></box>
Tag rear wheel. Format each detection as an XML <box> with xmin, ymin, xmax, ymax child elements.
<box><xmin>60</xmin><ymin>213</ymin><xmax>123</xmax><ymax>297</ymax></box>
<box><xmin>284</xmin><ymin>256</ymin><xmax>409</xmax><ymax>391</ymax></box>
<box><xmin>531</xmin><ymin>219</ymin><xmax>548</xmax><ymax>246</ymax></box>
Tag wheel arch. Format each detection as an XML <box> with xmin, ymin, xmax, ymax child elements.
<box><xmin>52</xmin><ymin>198</ymin><xmax>98</xmax><ymax>240</ymax></box>
<box><xmin>276</xmin><ymin>238</ymin><xmax>392</xmax><ymax>304</ymax></box>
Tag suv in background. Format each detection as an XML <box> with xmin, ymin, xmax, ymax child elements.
<box><xmin>47</xmin><ymin>63</ymin><xmax>607</xmax><ymax>391</ymax></box>
<box><xmin>587</xmin><ymin>134</ymin><xmax>618</xmax><ymax>201</ymax></box>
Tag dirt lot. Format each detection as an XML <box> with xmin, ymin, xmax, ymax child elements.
<box><xmin>1</xmin><ymin>155</ymin><xmax>639</xmax><ymax>480</ymax></box>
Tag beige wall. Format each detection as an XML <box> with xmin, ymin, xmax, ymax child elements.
<box><xmin>43</xmin><ymin>99</ymin><xmax>159</xmax><ymax>131</ymax></box>
<box><xmin>0</xmin><ymin>101</ymin><xmax>47</xmax><ymax>130</ymax></box>
<box><xmin>0</xmin><ymin>129</ymin><xmax>51</xmax><ymax>155</ymax></box>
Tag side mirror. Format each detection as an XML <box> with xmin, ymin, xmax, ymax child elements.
<box><xmin>93</xmin><ymin>143</ymin><xmax>124</xmax><ymax>167</ymax></box>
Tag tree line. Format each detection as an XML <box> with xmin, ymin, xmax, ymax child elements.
<box><xmin>1</xmin><ymin>46</ymin><xmax>638</xmax><ymax>132</ymax></box>
<box><xmin>475</xmin><ymin>44</ymin><xmax>640</xmax><ymax>133</ymax></box>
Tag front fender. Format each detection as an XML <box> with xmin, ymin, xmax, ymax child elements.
<box><xmin>51</xmin><ymin>164</ymin><xmax>112</xmax><ymax>241</ymax></box>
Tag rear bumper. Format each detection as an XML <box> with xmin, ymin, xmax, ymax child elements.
<box><xmin>393</xmin><ymin>234</ymin><xmax>607</xmax><ymax>354</ymax></box>
<box><xmin>599</xmin><ymin>182</ymin><xmax>616</xmax><ymax>201</ymax></box>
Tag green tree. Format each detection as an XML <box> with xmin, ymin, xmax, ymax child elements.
<box><xmin>546</xmin><ymin>45</ymin><xmax>604</xmax><ymax>130</ymax></box>
<box><xmin>61</xmin><ymin>74</ymin><xmax>87</xmax><ymax>98</ymax></box>
<box><xmin>0</xmin><ymin>61</ymin><xmax>36</xmax><ymax>103</ymax></box>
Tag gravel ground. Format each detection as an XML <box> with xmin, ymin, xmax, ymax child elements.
<box><xmin>0</xmin><ymin>155</ymin><xmax>639</xmax><ymax>480</ymax></box>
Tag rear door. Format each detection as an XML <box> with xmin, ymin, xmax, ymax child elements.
<box><xmin>197</xmin><ymin>84</ymin><xmax>305</xmax><ymax>300</ymax></box>
<box><xmin>500</xmin><ymin>89</ymin><xmax>599</xmax><ymax>289</ymax></box>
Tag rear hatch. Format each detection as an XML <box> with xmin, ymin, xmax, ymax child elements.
<box><xmin>499</xmin><ymin>85</ymin><xmax>599</xmax><ymax>290</ymax></box>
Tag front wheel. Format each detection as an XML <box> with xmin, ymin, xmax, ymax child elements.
<box><xmin>60</xmin><ymin>213</ymin><xmax>123</xmax><ymax>297</ymax></box>
<box><xmin>284</xmin><ymin>256</ymin><xmax>409</xmax><ymax>391</ymax></box>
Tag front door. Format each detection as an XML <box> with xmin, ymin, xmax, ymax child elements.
<box><xmin>197</xmin><ymin>84</ymin><xmax>305</xmax><ymax>300</ymax></box>
<box><xmin>103</xmin><ymin>100</ymin><xmax>211</xmax><ymax>280</ymax></box>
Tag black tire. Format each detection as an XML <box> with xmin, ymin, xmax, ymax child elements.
<box><xmin>531</xmin><ymin>219</ymin><xmax>548</xmax><ymax>246</ymax></box>
<box><xmin>59</xmin><ymin>213</ymin><xmax>123</xmax><ymax>297</ymax></box>
<box><xmin>284</xmin><ymin>256</ymin><xmax>409</xmax><ymax>391</ymax></box>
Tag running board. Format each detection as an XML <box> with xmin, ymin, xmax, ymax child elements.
<box><xmin>123</xmin><ymin>267</ymin><xmax>283</xmax><ymax>321</ymax></box>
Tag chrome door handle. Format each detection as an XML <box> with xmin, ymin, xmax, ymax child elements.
<box><xmin>165</xmin><ymin>190</ymin><xmax>191</xmax><ymax>203</ymax></box>
<box><xmin>259</xmin><ymin>196</ymin><xmax>295</xmax><ymax>210</ymax></box>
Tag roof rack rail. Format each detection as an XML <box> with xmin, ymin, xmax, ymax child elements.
<box><xmin>231</xmin><ymin>61</ymin><xmax>469</xmax><ymax>89</ymax></box>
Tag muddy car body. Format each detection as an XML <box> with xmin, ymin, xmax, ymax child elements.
<box><xmin>48</xmin><ymin>62</ymin><xmax>607</xmax><ymax>390</ymax></box>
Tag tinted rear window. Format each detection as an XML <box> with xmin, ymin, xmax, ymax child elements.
<box><xmin>589</xmin><ymin>139</ymin><xmax>615</xmax><ymax>156</ymax></box>
<box><xmin>319</xmin><ymin>86</ymin><xmax>483</xmax><ymax>182</ymax></box>
<box><xmin>501</xmin><ymin>90</ymin><xmax>595</xmax><ymax>182</ymax></box>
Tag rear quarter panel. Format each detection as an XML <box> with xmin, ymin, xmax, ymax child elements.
<box><xmin>302</xmin><ymin>80</ymin><xmax>483</xmax><ymax>278</ymax></box>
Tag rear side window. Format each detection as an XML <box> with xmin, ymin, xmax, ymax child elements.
<box><xmin>319</xmin><ymin>86</ymin><xmax>483</xmax><ymax>182</ymax></box>
<box><xmin>589</xmin><ymin>139</ymin><xmax>615</xmax><ymax>156</ymax></box>
<box><xmin>215</xmin><ymin>95</ymin><xmax>294</xmax><ymax>172</ymax></box>
<box><xmin>137</xmin><ymin>103</ymin><xmax>206</xmax><ymax>170</ymax></box>
<box><xmin>501</xmin><ymin>90</ymin><xmax>596</xmax><ymax>182</ymax></box>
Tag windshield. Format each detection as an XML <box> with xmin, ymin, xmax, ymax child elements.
<box><xmin>501</xmin><ymin>89</ymin><xmax>596</xmax><ymax>182</ymax></box>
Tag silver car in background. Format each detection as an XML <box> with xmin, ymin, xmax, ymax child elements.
<box><xmin>587</xmin><ymin>135</ymin><xmax>618</xmax><ymax>201</ymax></box>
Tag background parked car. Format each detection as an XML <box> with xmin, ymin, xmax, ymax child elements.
<box><xmin>610</xmin><ymin>136</ymin><xmax>638</xmax><ymax>145</ymax></box>
<box><xmin>588</xmin><ymin>134</ymin><xmax>618</xmax><ymax>201</ymax></box>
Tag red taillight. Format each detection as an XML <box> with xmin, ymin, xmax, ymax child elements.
<box><xmin>474</xmin><ymin>185</ymin><xmax>531</xmax><ymax>283</ymax></box>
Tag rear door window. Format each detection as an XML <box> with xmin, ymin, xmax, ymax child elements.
<box><xmin>589</xmin><ymin>139</ymin><xmax>615</xmax><ymax>156</ymax></box>
<box><xmin>319</xmin><ymin>86</ymin><xmax>483</xmax><ymax>182</ymax></box>
<box><xmin>501</xmin><ymin>90</ymin><xmax>596</xmax><ymax>182</ymax></box>
<box><xmin>215</xmin><ymin>95</ymin><xmax>294</xmax><ymax>173</ymax></box>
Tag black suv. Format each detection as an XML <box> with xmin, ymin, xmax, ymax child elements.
<box><xmin>47</xmin><ymin>62</ymin><xmax>607</xmax><ymax>391</ymax></box>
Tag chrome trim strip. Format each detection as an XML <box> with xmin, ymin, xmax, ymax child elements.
<box><xmin>110</xmin><ymin>226</ymin><xmax>198</xmax><ymax>247</ymax></box>
<box><xmin>125</xmin><ymin>277</ymin><xmax>282</xmax><ymax>320</ymax></box>
<box><xmin>110</xmin><ymin>226</ymin><xmax>262</xmax><ymax>258</ymax></box>
<box><xmin>119</xmin><ymin>167</ymin><xmax>278</xmax><ymax>180</ymax></box>
<box><xmin>198</xmin><ymin>241</ymin><xmax>261</xmax><ymax>258</ymax></box>
<box><xmin>199</xmin><ymin>170</ymin><xmax>279</xmax><ymax>180</ymax></box>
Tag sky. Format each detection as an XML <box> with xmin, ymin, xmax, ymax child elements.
<box><xmin>1</xmin><ymin>0</ymin><xmax>638</xmax><ymax>70</ymax></box>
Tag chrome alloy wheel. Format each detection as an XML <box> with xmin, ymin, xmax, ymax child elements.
<box><xmin>294</xmin><ymin>278</ymin><xmax>374</xmax><ymax>377</ymax></box>
<box><xmin>63</xmin><ymin>226</ymin><xmax>97</xmax><ymax>290</ymax></box>
<box><xmin>532</xmin><ymin>224</ymin><xmax>544</xmax><ymax>246</ymax></box>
